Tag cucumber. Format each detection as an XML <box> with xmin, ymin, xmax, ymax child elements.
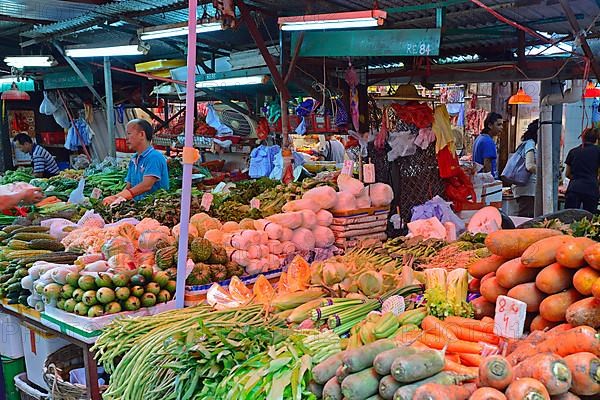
<box><xmin>8</xmin><ymin>226</ymin><xmax>50</xmax><ymax>236</ymax></box>
<box><xmin>28</xmin><ymin>239</ymin><xmax>64</xmax><ymax>251</ymax></box>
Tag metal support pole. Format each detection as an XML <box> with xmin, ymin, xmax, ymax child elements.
<box><xmin>279</xmin><ymin>29</ymin><xmax>290</xmax><ymax>148</ymax></box>
<box><xmin>103</xmin><ymin>57</ymin><xmax>116</xmax><ymax>157</ymax></box>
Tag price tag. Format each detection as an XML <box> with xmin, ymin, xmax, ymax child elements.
<box><xmin>363</xmin><ymin>163</ymin><xmax>375</xmax><ymax>183</ymax></box>
<box><xmin>90</xmin><ymin>188</ymin><xmax>103</xmax><ymax>199</ymax></box>
<box><xmin>201</xmin><ymin>193</ymin><xmax>213</xmax><ymax>211</ymax></box>
<box><xmin>341</xmin><ymin>160</ymin><xmax>354</xmax><ymax>176</ymax></box>
<box><xmin>493</xmin><ymin>295</ymin><xmax>527</xmax><ymax>339</ymax></box>
<box><xmin>212</xmin><ymin>182</ymin><xmax>227</xmax><ymax>193</ymax></box>
<box><xmin>250</xmin><ymin>198</ymin><xmax>260</xmax><ymax>209</ymax></box>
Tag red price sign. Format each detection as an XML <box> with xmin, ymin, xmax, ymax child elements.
<box><xmin>493</xmin><ymin>295</ymin><xmax>527</xmax><ymax>339</ymax></box>
<box><xmin>201</xmin><ymin>193</ymin><xmax>213</xmax><ymax>211</ymax></box>
<box><xmin>341</xmin><ymin>160</ymin><xmax>354</xmax><ymax>176</ymax></box>
<box><xmin>363</xmin><ymin>163</ymin><xmax>375</xmax><ymax>183</ymax></box>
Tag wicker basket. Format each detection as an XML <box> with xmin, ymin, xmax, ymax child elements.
<box><xmin>43</xmin><ymin>345</ymin><xmax>105</xmax><ymax>400</ymax></box>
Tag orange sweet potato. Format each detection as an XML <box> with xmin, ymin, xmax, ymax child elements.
<box><xmin>573</xmin><ymin>267</ymin><xmax>600</xmax><ymax>296</ymax></box>
<box><xmin>539</xmin><ymin>289</ymin><xmax>583</xmax><ymax>322</ymax></box>
<box><xmin>469</xmin><ymin>255</ymin><xmax>509</xmax><ymax>279</ymax></box>
<box><xmin>485</xmin><ymin>229</ymin><xmax>562</xmax><ymax>259</ymax></box>
<box><xmin>535</xmin><ymin>263</ymin><xmax>575</xmax><ymax>294</ymax></box>
<box><xmin>496</xmin><ymin>258</ymin><xmax>540</xmax><ymax>289</ymax></box>
<box><xmin>507</xmin><ymin>283</ymin><xmax>546</xmax><ymax>313</ymax></box>
<box><xmin>521</xmin><ymin>235</ymin><xmax>575</xmax><ymax>268</ymax></box>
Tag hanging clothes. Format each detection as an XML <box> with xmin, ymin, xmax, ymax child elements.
<box><xmin>389</xmin><ymin>102</ymin><xmax>434</xmax><ymax>129</ymax></box>
<box><xmin>249</xmin><ymin>144</ymin><xmax>280</xmax><ymax>178</ymax></box>
<box><xmin>345</xmin><ymin>65</ymin><xmax>360</xmax><ymax>131</ymax></box>
<box><xmin>432</xmin><ymin>104</ymin><xmax>456</xmax><ymax>155</ymax></box>
<box><xmin>65</xmin><ymin>118</ymin><xmax>92</xmax><ymax>151</ymax></box>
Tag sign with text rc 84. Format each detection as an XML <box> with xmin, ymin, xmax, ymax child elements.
<box><xmin>291</xmin><ymin>29</ymin><xmax>441</xmax><ymax>57</ymax></box>
<box><xmin>493</xmin><ymin>295</ymin><xmax>527</xmax><ymax>339</ymax></box>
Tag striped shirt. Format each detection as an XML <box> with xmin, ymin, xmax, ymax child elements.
<box><xmin>32</xmin><ymin>144</ymin><xmax>59</xmax><ymax>177</ymax></box>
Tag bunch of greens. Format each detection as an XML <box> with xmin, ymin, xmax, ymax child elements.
<box><xmin>570</xmin><ymin>217</ymin><xmax>600</xmax><ymax>239</ymax></box>
<box><xmin>0</xmin><ymin>168</ymin><xmax>33</xmax><ymax>185</ymax></box>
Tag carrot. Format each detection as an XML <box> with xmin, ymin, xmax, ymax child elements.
<box><xmin>556</xmin><ymin>237</ymin><xmax>595</xmax><ymax>269</ymax></box>
<box><xmin>469</xmin><ymin>387</ymin><xmax>507</xmax><ymax>400</ymax></box>
<box><xmin>484</xmin><ymin>228</ymin><xmax>562</xmax><ymax>259</ymax></box>
<box><xmin>572</xmin><ymin>267</ymin><xmax>600</xmax><ymax>296</ymax></box>
<box><xmin>481</xmin><ymin>316</ymin><xmax>495</xmax><ymax>325</ymax></box>
<box><xmin>514</xmin><ymin>352</ymin><xmax>572</xmax><ymax>395</ymax></box>
<box><xmin>35</xmin><ymin>196</ymin><xmax>59</xmax><ymax>207</ymax></box>
<box><xmin>469</xmin><ymin>255</ymin><xmax>508</xmax><ymax>279</ymax></box>
<box><xmin>507</xmin><ymin>283</ymin><xmax>546</xmax><ymax>313</ymax></box>
<box><xmin>505</xmin><ymin>377</ymin><xmax>550</xmax><ymax>400</ymax></box>
<box><xmin>446</xmin><ymin>353</ymin><xmax>461</xmax><ymax>363</ymax></box>
<box><xmin>481</xmin><ymin>276</ymin><xmax>509</xmax><ymax>303</ymax></box>
<box><xmin>444</xmin><ymin>357</ymin><xmax>479</xmax><ymax>376</ymax></box>
<box><xmin>530</xmin><ymin>315</ymin><xmax>561</xmax><ymax>332</ymax></box>
<box><xmin>478</xmin><ymin>355</ymin><xmax>514</xmax><ymax>390</ymax></box>
<box><xmin>535</xmin><ymin>263</ymin><xmax>575</xmax><ymax>294</ymax></box>
<box><xmin>393</xmin><ymin>371</ymin><xmax>477</xmax><ymax>400</ymax></box>
<box><xmin>422</xmin><ymin>315</ymin><xmax>458</xmax><ymax>341</ymax></box>
<box><xmin>563</xmin><ymin>352</ymin><xmax>600</xmax><ymax>396</ymax></box>
<box><xmin>507</xmin><ymin>342</ymin><xmax>539</xmax><ymax>366</ymax></box>
<box><xmin>472</xmin><ymin>297</ymin><xmax>496</xmax><ymax>319</ymax></box>
<box><xmin>496</xmin><ymin>258</ymin><xmax>540</xmax><ymax>289</ymax></box>
<box><xmin>584</xmin><ymin>242</ymin><xmax>600</xmax><ymax>271</ymax></box>
<box><xmin>459</xmin><ymin>353</ymin><xmax>483</xmax><ymax>367</ymax></box>
<box><xmin>446</xmin><ymin>324</ymin><xmax>499</xmax><ymax>345</ymax></box>
<box><xmin>521</xmin><ymin>235</ymin><xmax>575</xmax><ymax>268</ymax></box>
<box><xmin>565</xmin><ymin>297</ymin><xmax>600</xmax><ymax>329</ymax></box>
<box><xmin>418</xmin><ymin>332</ymin><xmax>485</xmax><ymax>354</ymax></box>
<box><xmin>539</xmin><ymin>289</ymin><xmax>583</xmax><ymax>322</ymax></box>
<box><xmin>536</xmin><ymin>326</ymin><xmax>600</xmax><ymax>357</ymax></box>
<box><xmin>444</xmin><ymin>316</ymin><xmax>495</xmax><ymax>334</ymax></box>
<box><xmin>412</xmin><ymin>382</ymin><xmax>477</xmax><ymax>400</ymax></box>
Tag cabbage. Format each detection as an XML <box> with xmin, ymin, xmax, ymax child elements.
<box><xmin>101</xmin><ymin>237</ymin><xmax>135</xmax><ymax>259</ymax></box>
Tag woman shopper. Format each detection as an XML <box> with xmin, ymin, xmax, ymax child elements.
<box><xmin>512</xmin><ymin>120</ymin><xmax>539</xmax><ymax>217</ymax></box>
<box><xmin>565</xmin><ymin>127</ymin><xmax>600</xmax><ymax>214</ymax></box>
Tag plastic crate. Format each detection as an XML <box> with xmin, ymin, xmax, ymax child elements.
<box><xmin>2</xmin><ymin>356</ymin><xmax>25</xmax><ymax>400</ymax></box>
<box><xmin>115</xmin><ymin>138</ymin><xmax>134</xmax><ymax>153</ymax></box>
<box><xmin>39</xmin><ymin>132</ymin><xmax>65</xmax><ymax>145</ymax></box>
<box><xmin>20</xmin><ymin>324</ymin><xmax>69</xmax><ymax>389</ymax></box>
<box><xmin>14</xmin><ymin>373</ymin><xmax>47</xmax><ymax>400</ymax></box>
<box><xmin>0</xmin><ymin>313</ymin><xmax>24</xmax><ymax>358</ymax></box>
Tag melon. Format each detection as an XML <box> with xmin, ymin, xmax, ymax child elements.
<box><xmin>467</xmin><ymin>206</ymin><xmax>502</xmax><ymax>234</ymax></box>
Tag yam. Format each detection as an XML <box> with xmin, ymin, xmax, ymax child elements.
<box><xmin>521</xmin><ymin>235</ymin><xmax>575</xmax><ymax>268</ymax></box>
<box><xmin>496</xmin><ymin>258</ymin><xmax>540</xmax><ymax>289</ymax></box>
<box><xmin>471</xmin><ymin>296</ymin><xmax>496</xmax><ymax>319</ymax></box>
<box><xmin>530</xmin><ymin>315</ymin><xmax>561</xmax><ymax>332</ymax></box>
<box><xmin>507</xmin><ymin>283</ymin><xmax>546</xmax><ymax>313</ymax></box>
<box><xmin>556</xmin><ymin>237</ymin><xmax>596</xmax><ymax>268</ymax></box>
<box><xmin>535</xmin><ymin>263</ymin><xmax>575</xmax><ymax>294</ymax></box>
<box><xmin>480</xmin><ymin>276</ymin><xmax>509</xmax><ymax>303</ymax></box>
<box><xmin>484</xmin><ymin>228</ymin><xmax>563</xmax><ymax>259</ymax></box>
<box><xmin>584</xmin><ymin>242</ymin><xmax>600</xmax><ymax>271</ymax></box>
<box><xmin>539</xmin><ymin>289</ymin><xmax>583</xmax><ymax>322</ymax></box>
<box><xmin>468</xmin><ymin>255</ymin><xmax>508</xmax><ymax>279</ymax></box>
<box><xmin>573</xmin><ymin>267</ymin><xmax>600</xmax><ymax>296</ymax></box>
<box><xmin>565</xmin><ymin>297</ymin><xmax>600</xmax><ymax>328</ymax></box>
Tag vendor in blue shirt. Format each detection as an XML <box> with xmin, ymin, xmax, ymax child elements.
<box><xmin>103</xmin><ymin>119</ymin><xmax>169</xmax><ymax>205</ymax></box>
<box><xmin>473</xmin><ymin>112</ymin><xmax>503</xmax><ymax>178</ymax></box>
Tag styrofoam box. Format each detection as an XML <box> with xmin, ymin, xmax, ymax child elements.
<box><xmin>14</xmin><ymin>373</ymin><xmax>48</xmax><ymax>399</ymax></box>
<box><xmin>21</xmin><ymin>323</ymin><xmax>69</xmax><ymax>389</ymax></box>
<box><xmin>0</xmin><ymin>313</ymin><xmax>24</xmax><ymax>358</ymax></box>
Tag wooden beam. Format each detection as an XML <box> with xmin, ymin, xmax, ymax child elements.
<box><xmin>559</xmin><ymin>0</ymin><xmax>600</xmax><ymax>79</ymax></box>
<box><xmin>284</xmin><ymin>32</ymin><xmax>303</xmax><ymax>86</ymax></box>
<box><xmin>237</xmin><ymin>0</ymin><xmax>290</xmax><ymax>100</ymax></box>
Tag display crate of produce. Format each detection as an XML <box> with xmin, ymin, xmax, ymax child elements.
<box><xmin>41</xmin><ymin>301</ymin><xmax>175</xmax><ymax>344</ymax></box>
<box><xmin>184</xmin><ymin>268</ymin><xmax>283</xmax><ymax>307</ymax></box>
<box><xmin>39</xmin><ymin>131</ymin><xmax>65</xmax><ymax>145</ymax></box>
<box><xmin>153</xmin><ymin>134</ymin><xmax>179</xmax><ymax>148</ymax></box>
<box><xmin>135</xmin><ymin>59</ymin><xmax>185</xmax><ymax>72</ymax></box>
<box><xmin>330</xmin><ymin>207</ymin><xmax>389</xmax><ymax>250</ymax></box>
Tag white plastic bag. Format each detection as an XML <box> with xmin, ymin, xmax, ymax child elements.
<box><xmin>206</xmin><ymin>104</ymin><xmax>233</xmax><ymax>135</ymax></box>
<box><xmin>77</xmin><ymin>209</ymin><xmax>105</xmax><ymax>228</ymax></box>
<box><xmin>53</xmin><ymin>106</ymin><xmax>70</xmax><ymax>129</ymax></box>
<box><xmin>39</xmin><ymin>91</ymin><xmax>58</xmax><ymax>115</ymax></box>
<box><xmin>68</xmin><ymin>178</ymin><xmax>86</xmax><ymax>205</ymax></box>
<box><xmin>295</xmin><ymin>117</ymin><xmax>307</xmax><ymax>135</ymax></box>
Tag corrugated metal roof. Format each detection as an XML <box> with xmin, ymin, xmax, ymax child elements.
<box><xmin>0</xmin><ymin>0</ymin><xmax>97</xmax><ymax>22</ymax></box>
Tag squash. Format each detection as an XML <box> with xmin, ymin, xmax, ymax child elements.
<box><xmin>467</xmin><ymin>206</ymin><xmax>502</xmax><ymax>234</ymax></box>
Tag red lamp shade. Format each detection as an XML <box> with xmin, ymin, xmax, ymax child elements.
<box><xmin>584</xmin><ymin>81</ymin><xmax>600</xmax><ymax>98</ymax></box>
<box><xmin>1</xmin><ymin>82</ymin><xmax>30</xmax><ymax>101</ymax></box>
<box><xmin>508</xmin><ymin>87</ymin><xmax>532</xmax><ymax>105</ymax></box>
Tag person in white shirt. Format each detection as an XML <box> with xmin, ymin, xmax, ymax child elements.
<box><xmin>322</xmin><ymin>134</ymin><xmax>345</xmax><ymax>164</ymax></box>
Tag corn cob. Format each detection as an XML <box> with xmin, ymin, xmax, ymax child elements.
<box><xmin>4</xmin><ymin>249</ymin><xmax>52</xmax><ymax>260</ymax></box>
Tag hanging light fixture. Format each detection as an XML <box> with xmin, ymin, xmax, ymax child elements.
<box><xmin>278</xmin><ymin>10</ymin><xmax>387</xmax><ymax>31</ymax></box>
<box><xmin>1</xmin><ymin>82</ymin><xmax>30</xmax><ymax>101</ymax></box>
<box><xmin>583</xmin><ymin>81</ymin><xmax>600</xmax><ymax>98</ymax></box>
<box><xmin>508</xmin><ymin>87</ymin><xmax>532</xmax><ymax>105</ymax></box>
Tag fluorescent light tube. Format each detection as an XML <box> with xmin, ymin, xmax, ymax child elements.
<box><xmin>4</xmin><ymin>56</ymin><xmax>56</xmax><ymax>68</ymax></box>
<box><xmin>65</xmin><ymin>44</ymin><xmax>145</xmax><ymax>58</ymax></box>
<box><xmin>279</xmin><ymin>10</ymin><xmax>386</xmax><ymax>31</ymax></box>
<box><xmin>196</xmin><ymin>75</ymin><xmax>268</xmax><ymax>88</ymax></box>
<box><xmin>140</xmin><ymin>22</ymin><xmax>222</xmax><ymax>40</ymax></box>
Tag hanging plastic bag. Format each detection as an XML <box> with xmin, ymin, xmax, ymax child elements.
<box><xmin>39</xmin><ymin>92</ymin><xmax>58</xmax><ymax>115</ymax></box>
<box><xmin>53</xmin><ymin>106</ymin><xmax>70</xmax><ymax>129</ymax></box>
<box><xmin>68</xmin><ymin>178</ymin><xmax>86</xmax><ymax>205</ymax></box>
<box><xmin>295</xmin><ymin>117</ymin><xmax>307</xmax><ymax>135</ymax></box>
<box><xmin>205</xmin><ymin>104</ymin><xmax>233</xmax><ymax>135</ymax></box>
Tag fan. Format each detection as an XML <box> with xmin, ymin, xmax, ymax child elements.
<box><xmin>214</xmin><ymin>104</ymin><xmax>257</xmax><ymax>137</ymax></box>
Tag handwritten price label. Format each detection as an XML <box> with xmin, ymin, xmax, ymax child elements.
<box><xmin>91</xmin><ymin>188</ymin><xmax>103</xmax><ymax>199</ymax></box>
<box><xmin>363</xmin><ymin>163</ymin><xmax>375</xmax><ymax>183</ymax></box>
<box><xmin>201</xmin><ymin>193</ymin><xmax>213</xmax><ymax>211</ymax></box>
<box><xmin>493</xmin><ymin>295</ymin><xmax>527</xmax><ymax>339</ymax></box>
<box><xmin>341</xmin><ymin>160</ymin><xmax>354</xmax><ymax>176</ymax></box>
<box><xmin>250</xmin><ymin>198</ymin><xmax>260</xmax><ymax>209</ymax></box>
